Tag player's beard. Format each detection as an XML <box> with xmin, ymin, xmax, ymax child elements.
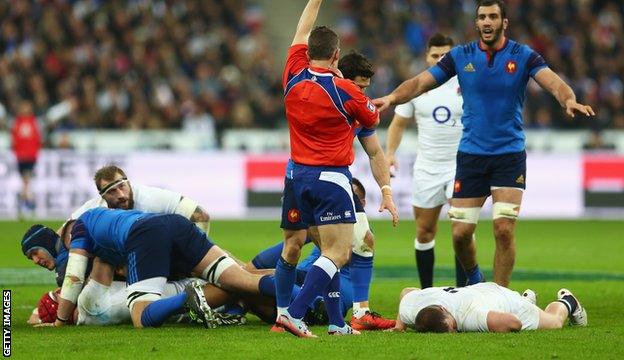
<box><xmin>479</xmin><ymin>24</ymin><xmax>503</xmax><ymax>46</ymax></box>
<box><xmin>127</xmin><ymin>187</ymin><xmax>135</xmax><ymax>209</ymax></box>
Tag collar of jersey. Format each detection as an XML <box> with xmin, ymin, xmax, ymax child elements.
<box><xmin>478</xmin><ymin>36</ymin><xmax>509</xmax><ymax>54</ymax></box>
<box><xmin>308</xmin><ymin>66</ymin><xmax>341</xmax><ymax>77</ymax></box>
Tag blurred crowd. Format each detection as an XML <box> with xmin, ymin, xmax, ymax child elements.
<box><xmin>0</xmin><ymin>0</ymin><xmax>622</xmax><ymax>138</ymax></box>
<box><xmin>337</xmin><ymin>0</ymin><xmax>624</xmax><ymax>130</ymax></box>
<box><xmin>0</xmin><ymin>0</ymin><xmax>283</xmax><ymax>140</ymax></box>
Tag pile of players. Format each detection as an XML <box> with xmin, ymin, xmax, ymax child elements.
<box><xmin>22</xmin><ymin>0</ymin><xmax>591</xmax><ymax>337</ymax></box>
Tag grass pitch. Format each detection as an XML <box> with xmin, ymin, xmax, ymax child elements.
<box><xmin>2</xmin><ymin>219</ymin><xmax>623</xmax><ymax>359</ymax></box>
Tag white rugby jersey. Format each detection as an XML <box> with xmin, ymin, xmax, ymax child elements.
<box><xmin>399</xmin><ymin>283</ymin><xmax>520</xmax><ymax>332</ymax></box>
<box><xmin>394</xmin><ymin>76</ymin><xmax>463</xmax><ymax>168</ymax></box>
<box><xmin>69</xmin><ymin>183</ymin><xmax>182</xmax><ymax>220</ymax></box>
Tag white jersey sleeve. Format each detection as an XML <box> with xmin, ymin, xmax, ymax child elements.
<box><xmin>69</xmin><ymin>197</ymin><xmax>108</xmax><ymax>220</ymax></box>
<box><xmin>394</xmin><ymin>101</ymin><xmax>415</xmax><ymax>119</ymax></box>
<box><xmin>132</xmin><ymin>184</ymin><xmax>182</xmax><ymax>214</ymax></box>
<box><xmin>456</xmin><ymin>301</ymin><xmax>489</xmax><ymax>332</ymax></box>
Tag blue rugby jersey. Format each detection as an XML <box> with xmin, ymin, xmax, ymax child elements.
<box><xmin>428</xmin><ymin>39</ymin><xmax>547</xmax><ymax>155</ymax></box>
<box><xmin>70</xmin><ymin>208</ymin><xmax>151</xmax><ymax>265</ymax></box>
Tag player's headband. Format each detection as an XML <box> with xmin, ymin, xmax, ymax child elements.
<box><xmin>99</xmin><ymin>177</ymin><xmax>128</xmax><ymax>196</ymax></box>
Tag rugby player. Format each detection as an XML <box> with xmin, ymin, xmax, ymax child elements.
<box><xmin>249</xmin><ymin>179</ymin><xmax>395</xmax><ymax>330</ymax></box>
<box><xmin>274</xmin><ymin>0</ymin><xmax>397</xmax><ymax>337</ymax></box>
<box><xmin>51</xmin><ymin>208</ymin><xmax>279</xmax><ymax>328</ymax></box>
<box><xmin>21</xmin><ymin>164</ymin><xmax>221</xmax><ymax>326</ymax></box>
<box><xmin>386</xmin><ymin>33</ymin><xmax>467</xmax><ymax>289</ymax></box>
<box><xmin>393</xmin><ymin>283</ymin><xmax>587</xmax><ymax>333</ymax></box>
<box><xmin>374</xmin><ymin>0</ymin><xmax>594</xmax><ymax>286</ymax></box>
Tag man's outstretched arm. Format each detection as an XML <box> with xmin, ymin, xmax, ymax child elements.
<box><xmin>533</xmin><ymin>68</ymin><xmax>595</xmax><ymax>118</ymax></box>
<box><xmin>373</xmin><ymin>71</ymin><xmax>439</xmax><ymax>112</ymax></box>
<box><xmin>291</xmin><ymin>0</ymin><xmax>323</xmax><ymax>46</ymax></box>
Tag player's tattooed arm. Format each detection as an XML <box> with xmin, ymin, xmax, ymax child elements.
<box><xmin>292</xmin><ymin>0</ymin><xmax>323</xmax><ymax>46</ymax></box>
<box><xmin>533</xmin><ymin>68</ymin><xmax>595</xmax><ymax>118</ymax></box>
<box><xmin>373</xmin><ymin>71</ymin><xmax>438</xmax><ymax>112</ymax></box>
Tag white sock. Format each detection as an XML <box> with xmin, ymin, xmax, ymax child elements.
<box><xmin>415</xmin><ymin>238</ymin><xmax>435</xmax><ymax>251</ymax></box>
<box><xmin>277</xmin><ymin>307</ymin><xmax>288</xmax><ymax>317</ymax></box>
<box><xmin>352</xmin><ymin>303</ymin><xmax>369</xmax><ymax>318</ymax></box>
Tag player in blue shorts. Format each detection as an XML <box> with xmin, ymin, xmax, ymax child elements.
<box><xmin>274</xmin><ymin>0</ymin><xmax>396</xmax><ymax>338</ymax></box>
<box><xmin>249</xmin><ymin>178</ymin><xmax>395</xmax><ymax>329</ymax></box>
<box><xmin>51</xmin><ymin>208</ymin><xmax>278</xmax><ymax>328</ymax></box>
<box><xmin>374</xmin><ymin>0</ymin><xmax>594</xmax><ymax>287</ymax></box>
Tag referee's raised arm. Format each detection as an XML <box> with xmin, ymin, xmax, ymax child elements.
<box><xmin>291</xmin><ymin>0</ymin><xmax>323</xmax><ymax>46</ymax></box>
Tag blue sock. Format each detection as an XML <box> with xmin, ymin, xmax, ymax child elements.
<box><xmin>288</xmin><ymin>256</ymin><xmax>336</xmax><ymax>319</ymax></box>
<box><xmin>140</xmin><ymin>293</ymin><xmax>187</xmax><ymax>327</ymax></box>
<box><xmin>223</xmin><ymin>303</ymin><xmax>245</xmax><ymax>315</ymax></box>
<box><xmin>275</xmin><ymin>257</ymin><xmax>297</xmax><ymax>308</ymax></box>
<box><xmin>251</xmin><ymin>242</ymin><xmax>284</xmax><ymax>269</ymax></box>
<box><xmin>259</xmin><ymin>275</ymin><xmax>276</xmax><ymax>297</ymax></box>
<box><xmin>455</xmin><ymin>257</ymin><xmax>467</xmax><ymax>287</ymax></box>
<box><xmin>350</xmin><ymin>253</ymin><xmax>373</xmax><ymax>303</ymax></box>
<box><xmin>465</xmin><ymin>264</ymin><xmax>484</xmax><ymax>285</ymax></box>
<box><xmin>323</xmin><ymin>272</ymin><xmax>345</xmax><ymax>327</ymax></box>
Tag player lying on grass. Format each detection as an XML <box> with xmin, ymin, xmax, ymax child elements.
<box><xmin>248</xmin><ymin>178</ymin><xmax>395</xmax><ymax>330</ymax></box>
<box><xmin>51</xmin><ymin>208</ymin><xmax>280</xmax><ymax>328</ymax></box>
<box><xmin>393</xmin><ymin>282</ymin><xmax>587</xmax><ymax>333</ymax></box>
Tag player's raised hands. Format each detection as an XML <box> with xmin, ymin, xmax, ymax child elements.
<box><xmin>565</xmin><ymin>100</ymin><xmax>596</xmax><ymax>118</ymax></box>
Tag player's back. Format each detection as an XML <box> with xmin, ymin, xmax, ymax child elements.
<box><xmin>283</xmin><ymin>44</ymin><xmax>378</xmax><ymax>167</ymax></box>
<box><xmin>399</xmin><ymin>283</ymin><xmax>518</xmax><ymax>328</ymax></box>
<box><xmin>76</xmin><ymin>208</ymin><xmax>150</xmax><ymax>251</ymax></box>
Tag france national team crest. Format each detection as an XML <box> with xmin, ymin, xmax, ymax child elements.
<box><xmin>506</xmin><ymin>60</ymin><xmax>517</xmax><ymax>74</ymax></box>
<box><xmin>454</xmin><ymin>180</ymin><xmax>462</xmax><ymax>193</ymax></box>
<box><xmin>288</xmin><ymin>209</ymin><xmax>300</xmax><ymax>223</ymax></box>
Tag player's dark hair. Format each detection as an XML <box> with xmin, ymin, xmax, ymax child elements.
<box><xmin>308</xmin><ymin>26</ymin><xmax>340</xmax><ymax>60</ymax></box>
<box><xmin>351</xmin><ymin>177</ymin><xmax>366</xmax><ymax>199</ymax></box>
<box><xmin>427</xmin><ymin>33</ymin><xmax>454</xmax><ymax>50</ymax></box>
<box><xmin>338</xmin><ymin>51</ymin><xmax>374</xmax><ymax>81</ymax></box>
<box><xmin>414</xmin><ymin>306</ymin><xmax>452</xmax><ymax>333</ymax></box>
<box><xmin>476</xmin><ymin>0</ymin><xmax>507</xmax><ymax>19</ymax></box>
<box><xmin>94</xmin><ymin>165</ymin><xmax>127</xmax><ymax>191</ymax></box>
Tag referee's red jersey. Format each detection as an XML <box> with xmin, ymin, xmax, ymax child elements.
<box><xmin>283</xmin><ymin>44</ymin><xmax>378</xmax><ymax>167</ymax></box>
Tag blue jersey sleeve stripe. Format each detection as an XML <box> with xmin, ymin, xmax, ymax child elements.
<box><xmin>356</xmin><ymin>127</ymin><xmax>375</xmax><ymax>138</ymax></box>
<box><xmin>428</xmin><ymin>52</ymin><xmax>456</xmax><ymax>84</ymax></box>
<box><xmin>527</xmin><ymin>51</ymin><xmax>548</xmax><ymax>77</ymax></box>
<box><xmin>315</xmin><ymin>77</ymin><xmax>353</xmax><ymax>124</ymax></box>
<box><xmin>284</xmin><ymin>69</ymin><xmax>311</xmax><ymax>96</ymax></box>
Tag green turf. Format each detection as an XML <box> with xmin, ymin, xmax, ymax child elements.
<box><xmin>2</xmin><ymin>219</ymin><xmax>624</xmax><ymax>359</ymax></box>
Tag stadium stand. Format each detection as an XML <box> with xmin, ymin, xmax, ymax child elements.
<box><xmin>0</xmin><ymin>0</ymin><xmax>622</xmax><ymax>148</ymax></box>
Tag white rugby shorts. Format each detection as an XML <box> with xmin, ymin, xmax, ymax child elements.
<box><xmin>412</xmin><ymin>165</ymin><xmax>455</xmax><ymax>208</ymax></box>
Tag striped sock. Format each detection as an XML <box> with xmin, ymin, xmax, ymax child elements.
<box><xmin>557</xmin><ymin>295</ymin><xmax>578</xmax><ymax>315</ymax></box>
